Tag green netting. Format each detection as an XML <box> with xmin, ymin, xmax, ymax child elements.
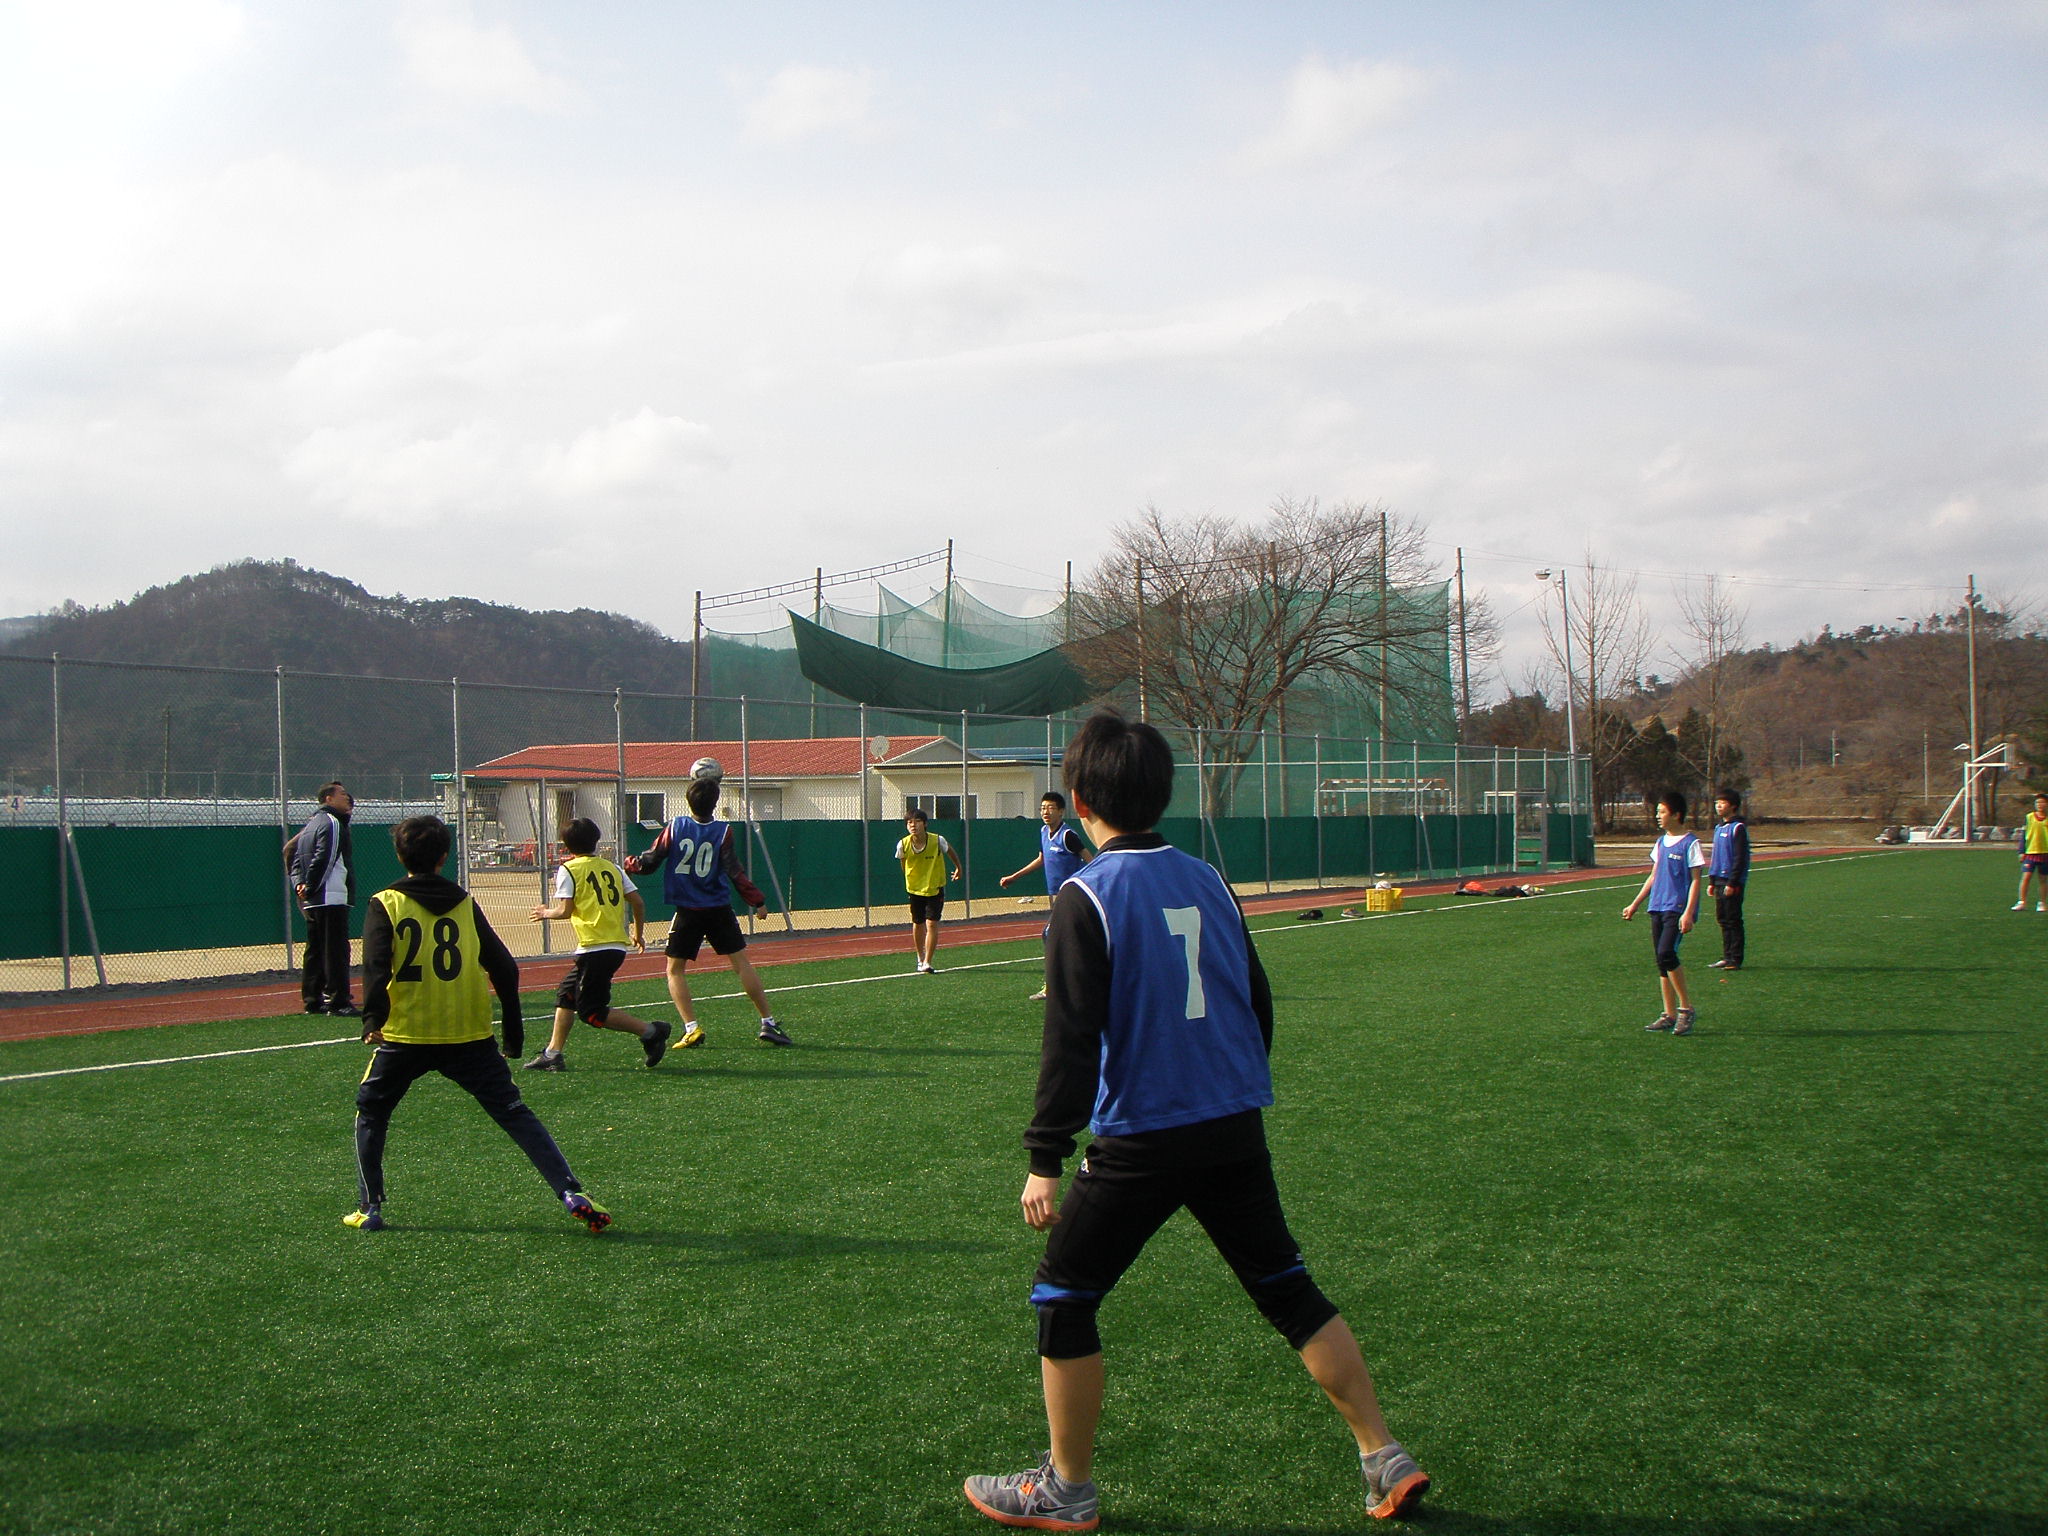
<box><xmin>789</xmin><ymin>613</ymin><xmax>1094</xmax><ymax>716</ymax></box>
<box><xmin>700</xmin><ymin>575</ymin><xmax>1451</xmax><ymax>740</ymax></box>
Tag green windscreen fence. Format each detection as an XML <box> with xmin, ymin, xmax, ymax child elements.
<box><xmin>1</xmin><ymin>811</ymin><xmax>1586</xmax><ymax>979</ymax></box>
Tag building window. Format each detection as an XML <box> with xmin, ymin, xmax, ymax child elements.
<box><xmin>629</xmin><ymin>792</ymin><xmax>666</xmax><ymax>826</ymax></box>
<box><xmin>905</xmin><ymin>793</ymin><xmax>977</xmax><ymax>821</ymax></box>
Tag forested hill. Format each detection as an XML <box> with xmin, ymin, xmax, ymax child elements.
<box><xmin>3</xmin><ymin>560</ymin><xmax>697</xmax><ymax>690</ymax></box>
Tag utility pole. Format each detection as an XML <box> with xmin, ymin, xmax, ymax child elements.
<box><xmin>1134</xmin><ymin>558</ymin><xmax>1148</xmax><ymax>723</ymax></box>
<box><xmin>1376</xmin><ymin>513</ymin><xmax>1389</xmax><ymax>745</ymax></box>
<box><xmin>1454</xmin><ymin>547</ymin><xmax>1470</xmax><ymax>739</ymax></box>
<box><xmin>1966</xmin><ymin>574</ymin><xmax>1980</xmax><ymax>841</ymax></box>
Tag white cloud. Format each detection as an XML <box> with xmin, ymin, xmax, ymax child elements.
<box><xmin>742</xmin><ymin>64</ymin><xmax>877</xmax><ymax>142</ymax></box>
<box><xmin>1236</xmin><ymin>55</ymin><xmax>1433</xmax><ymax>171</ymax></box>
<box><xmin>541</xmin><ymin>408</ymin><xmax>726</xmax><ymax>496</ymax></box>
<box><xmin>11</xmin><ymin>0</ymin><xmax>246</xmax><ymax>102</ymax></box>
<box><xmin>854</xmin><ymin>242</ymin><xmax>1071</xmax><ymax>344</ymax></box>
<box><xmin>394</xmin><ymin>1</ymin><xmax>573</xmax><ymax>113</ymax></box>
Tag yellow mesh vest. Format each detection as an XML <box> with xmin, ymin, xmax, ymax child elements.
<box><xmin>562</xmin><ymin>855</ymin><xmax>631</xmax><ymax>948</ymax></box>
<box><xmin>899</xmin><ymin>834</ymin><xmax>949</xmax><ymax>897</ymax></box>
<box><xmin>372</xmin><ymin>889</ymin><xmax>492</xmax><ymax>1044</ymax></box>
<box><xmin>2028</xmin><ymin>813</ymin><xmax>2048</xmax><ymax>856</ymax></box>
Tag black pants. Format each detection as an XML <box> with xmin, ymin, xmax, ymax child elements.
<box><xmin>302</xmin><ymin>904</ymin><xmax>352</xmax><ymax>1009</ymax></box>
<box><xmin>354</xmin><ymin>1037</ymin><xmax>579</xmax><ymax>1210</ymax></box>
<box><xmin>1714</xmin><ymin>884</ymin><xmax>1745</xmax><ymax>966</ymax></box>
<box><xmin>1033</xmin><ymin>1140</ymin><xmax>1338</xmax><ymax>1356</ymax></box>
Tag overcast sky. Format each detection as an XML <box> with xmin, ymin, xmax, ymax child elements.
<box><xmin>3</xmin><ymin>0</ymin><xmax>2042</xmax><ymax>694</ymax></box>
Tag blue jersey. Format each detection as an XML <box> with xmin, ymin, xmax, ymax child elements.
<box><xmin>660</xmin><ymin>817</ymin><xmax>732</xmax><ymax>909</ymax></box>
<box><xmin>1062</xmin><ymin>843</ymin><xmax>1273</xmax><ymax>1138</ymax></box>
<box><xmin>1649</xmin><ymin>832</ymin><xmax>1703</xmax><ymax>912</ymax></box>
<box><xmin>1710</xmin><ymin>820</ymin><xmax>1749</xmax><ymax>883</ymax></box>
<box><xmin>1041</xmin><ymin>821</ymin><xmax>1086</xmax><ymax>895</ymax></box>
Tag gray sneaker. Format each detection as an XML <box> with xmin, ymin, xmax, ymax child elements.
<box><xmin>642</xmin><ymin>1019</ymin><xmax>672</xmax><ymax>1068</ymax></box>
<box><xmin>1672</xmin><ymin>1008</ymin><xmax>1696</xmax><ymax>1036</ymax></box>
<box><xmin>963</xmin><ymin>1454</ymin><xmax>1098</xmax><ymax>1531</ymax></box>
<box><xmin>757</xmin><ymin>1017</ymin><xmax>793</xmax><ymax>1047</ymax></box>
<box><xmin>1645</xmin><ymin>1014</ymin><xmax>1676</xmax><ymax>1032</ymax></box>
<box><xmin>1361</xmin><ymin>1442</ymin><xmax>1430</xmax><ymax>1520</ymax></box>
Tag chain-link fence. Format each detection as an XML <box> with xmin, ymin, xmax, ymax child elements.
<box><xmin>0</xmin><ymin>653</ymin><xmax>1588</xmax><ymax>995</ymax></box>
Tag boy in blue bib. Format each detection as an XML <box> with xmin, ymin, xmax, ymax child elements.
<box><xmin>961</xmin><ymin>710</ymin><xmax>1429</xmax><ymax>1531</ymax></box>
<box><xmin>1622</xmin><ymin>789</ymin><xmax>1706</xmax><ymax>1035</ymax></box>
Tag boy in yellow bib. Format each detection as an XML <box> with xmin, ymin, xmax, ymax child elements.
<box><xmin>345</xmin><ymin>816</ymin><xmax>609</xmax><ymax>1235</ymax></box>
<box><xmin>523</xmin><ymin>817</ymin><xmax>658</xmax><ymax>1071</ymax></box>
<box><xmin>2016</xmin><ymin>791</ymin><xmax>2048</xmax><ymax>913</ymax></box>
<box><xmin>896</xmin><ymin>806</ymin><xmax>964</xmax><ymax>973</ymax></box>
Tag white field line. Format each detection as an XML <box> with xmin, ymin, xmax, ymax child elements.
<box><xmin>0</xmin><ymin>852</ymin><xmax>1889</xmax><ymax>1085</ymax></box>
<box><xmin>0</xmin><ymin>1036</ymin><xmax>359</xmax><ymax>1084</ymax></box>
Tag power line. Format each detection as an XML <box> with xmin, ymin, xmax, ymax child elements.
<box><xmin>1442</xmin><ymin>542</ymin><xmax>1962</xmax><ymax>596</ymax></box>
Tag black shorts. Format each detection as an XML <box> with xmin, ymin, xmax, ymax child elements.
<box><xmin>555</xmin><ymin>948</ymin><xmax>627</xmax><ymax>1021</ymax></box>
<box><xmin>908</xmin><ymin>892</ymin><xmax>946</xmax><ymax>923</ymax></box>
<box><xmin>1650</xmin><ymin>910</ymin><xmax>1684</xmax><ymax>974</ymax></box>
<box><xmin>665</xmin><ymin>906</ymin><xmax>746</xmax><ymax>961</ymax></box>
<box><xmin>1032</xmin><ymin>1128</ymin><xmax>1337</xmax><ymax>1354</ymax></box>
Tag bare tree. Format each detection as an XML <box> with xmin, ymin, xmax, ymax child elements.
<box><xmin>1453</xmin><ymin>582</ymin><xmax>1502</xmax><ymax>737</ymax></box>
<box><xmin>1539</xmin><ymin>553</ymin><xmax>1652</xmax><ymax>829</ymax></box>
<box><xmin>1071</xmin><ymin>499</ymin><xmax>1449</xmax><ymax>810</ymax></box>
<box><xmin>1673</xmin><ymin>574</ymin><xmax>1749</xmax><ymax>798</ymax></box>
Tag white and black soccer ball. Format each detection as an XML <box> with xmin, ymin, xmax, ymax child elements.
<box><xmin>689</xmin><ymin>756</ymin><xmax>725</xmax><ymax>782</ymax></box>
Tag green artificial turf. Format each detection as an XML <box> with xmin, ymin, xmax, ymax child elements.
<box><xmin>1</xmin><ymin>850</ymin><xmax>2042</xmax><ymax>1534</ymax></box>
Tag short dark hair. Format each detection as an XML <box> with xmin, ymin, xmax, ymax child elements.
<box><xmin>1041</xmin><ymin>790</ymin><xmax>1067</xmax><ymax>810</ymax></box>
<box><xmin>1655</xmin><ymin>789</ymin><xmax>1688</xmax><ymax>821</ymax></box>
<box><xmin>1713</xmin><ymin>786</ymin><xmax>1742</xmax><ymax>811</ymax></box>
<box><xmin>562</xmin><ymin>816</ymin><xmax>600</xmax><ymax>855</ymax></box>
<box><xmin>685</xmin><ymin>778</ymin><xmax>721</xmax><ymax>818</ymax></box>
<box><xmin>318</xmin><ymin>781</ymin><xmax>348</xmax><ymax>802</ymax></box>
<box><xmin>1064</xmin><ymin>708</ymin><xmax>1174</xmax><ymax>831</ymax></box>
<box><xmin>392</xmin><ymin>815</ymin><xmax>452</xmax><ymax>874</ymax></box>
<box><xmin>904</xmin><ymin>806</ymin><xmax>928</xmax><ymax>825</ymax></box>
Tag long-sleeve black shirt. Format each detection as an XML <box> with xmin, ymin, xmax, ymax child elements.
<box><xmin>1025</xmin><ymin>832</ymin><xmax>1275</xmax><ymax>1178</ymax></box>
<box><xmin>360</xmin><ymin>873</ymin><xmax>525</xmax><ymax>1057</ymax></box>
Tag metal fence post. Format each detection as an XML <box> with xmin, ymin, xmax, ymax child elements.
<box><xmin>276</xmin><ymin>664</ymin><xmax>294</xmax><ymax>972</ymax></box>
<box><xmin>1313</xmin><ymin>733</ymin><xmax>1323</xmax><ymax>889</ymax></box>
<box><xmin>452</xmin><ymin>677</ymin><xmax>467</xmax><ymax>886</ymax></box>
<box><xmin>52</xmin><ymin>653</ymin><xmax>68</xmax><ymax>991</ymax></box>
<box><xmin>859</xmin><ymin>701</ymin><xmax>871</xmax><ymax>929</ymax></box>
<box><xmin>614</xmin><ymin>685</ymin><xmax>627</xmax><ymax>861</ymax></box>
<box><xmin>741</xmin><ymin>695</ymin><xmax>753</xmax><ymax>935</ymax></box>
<box><xmin>960</xmin><ymin>708</ymin><xmax>971</xmax><ymax>920</ymax></box>
<box><xmin>1260</xmin><ymin>730</ymin><xmax>1272</xmax><ymax>893</ymax></box>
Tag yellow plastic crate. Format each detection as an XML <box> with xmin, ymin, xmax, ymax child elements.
<box><xmin>1365</xmin><ymin>887</ymin><xmax>1404</xmax><ymax>913</ymax></box>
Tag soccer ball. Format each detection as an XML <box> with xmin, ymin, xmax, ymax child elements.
<box><xmin>689</xmin><ymin>756</ymin><xmax>724</xmax><ymax>782</ymax></box>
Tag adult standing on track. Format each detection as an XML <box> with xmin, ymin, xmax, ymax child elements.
<box><xmin>290</xmin><ymin>781</ymin><xmax>358</xmax><ymax>1017</ymax></box>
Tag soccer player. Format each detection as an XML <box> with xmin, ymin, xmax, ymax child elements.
<box><xmin>345</xmin><ymin>815</ymin><xmax>609</xmax><ymax>1235</ymax></box>
<box><xmin>896</xmin><ymin>806</ymin><xmax>963</xmax><ymax>973</ymax></box>
<box><xmin>1706</xmin><ymin>787</ymin><xmax>1751</xmax><ymax>970</ymax></box>
<box><xmin>999</xmin><ymin>790</ymin><xmax>1093</xmax><ymax>1000</ymax></box>
<box><xmin>2015</xmin><ymin>791</ymin><xmax>2048</xmax><ymax>912</ymax></box>
<box><xmin>622</xmin><ymin>775</ymin><xmax>792</xmax><ymax>1047</ymax></box>
<box><xmin>962</xmin><ymin>709</ymin><xmax>1430</xmax><ymax>1531</ymax></box>
<box><xmin>523</xmin><ymin>816</ymin><xmax>660</xmax><ymax>1072</ymax></box>
<box><xmin>1622</xmin><ymin>789</ymin><xmax>1706</xmax><ymax>1035</ymax></box>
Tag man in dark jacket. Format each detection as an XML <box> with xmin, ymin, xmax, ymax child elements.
<box><xmin>289</xmin><ymin>781</ymin><xmax>358</xmax><ymax>1016</ymax></box>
